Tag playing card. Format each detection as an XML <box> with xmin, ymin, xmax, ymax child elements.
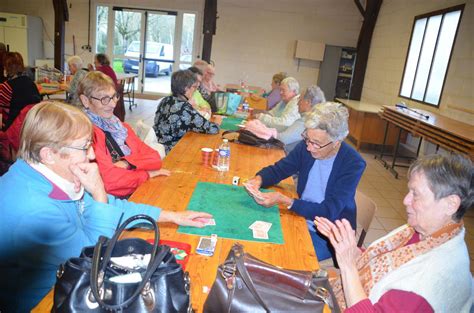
<box><xmin>243</xmin><ymin>183</ymin><xmax>265</xmax><ymax>201</ymax></box>
<box><xmin>252</xmin><ymin>228</ymin><xmax>269</xmax><ymax>239</ymax></box>
<box><xmin>204</xmin><ymin>218</ymin><xmax>216</xmax><ymax>226</ymax></box>
<box><xmin>249</xmin><ymin>221</ymin><xmax>272</xmax><ymax>232</ymax></box>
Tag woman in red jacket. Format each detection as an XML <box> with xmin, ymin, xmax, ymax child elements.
<box><xmin>78</xmin><ymin>71</ymin><xmax>169</xmax><ymax>198</ymax></box>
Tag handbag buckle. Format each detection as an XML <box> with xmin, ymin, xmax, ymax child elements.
<box><xmin>56</xmin><ymin>263</ymin><xmax>64</xmax><ymax>279</ymax></box>
<box><xmin>220</xmin><ymin>262</ymin><xmax>237</xmax><ymax>289</ymax></box>
<box><xmin>141</xmin><ymin>281</ymin><xmax>156</xmax><ymax>310</ymax></box>
<box><xmin>314</xmin><ymin>287</ymin><xmax>334</xmax><ymax>308</ymax></box>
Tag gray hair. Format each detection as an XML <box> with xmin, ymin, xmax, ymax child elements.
<box><xmin>302</xmin><ymin>85</ymin><xmax>326</xmax><ymax>106</ymax></box>
<box><xmin>171</xmin><ymin>69</ymin><xmax>196</xmax><ymax>97</ymax></box>
<box><xmin>281</xmin><ymin>77</ymin><xmax>300</xmax><ymax>94</ymax></box>
<box><xmin>408</xmin><ymin>154</ymin><xmax>473</xmax><ymax>221</ymax></box>
<box><xmin>304</xmin><ymin>102</ymin><xmax>349</xmax><ymax>141</ymax></box>
<box><xmin>67</xmin><ymin>55</ymin><xmax>83</xmax><ymax>68</ymax></box>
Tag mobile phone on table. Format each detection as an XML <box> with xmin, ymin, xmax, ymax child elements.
<box><xmin>196</xmin><ymin>235</ymin><xmax>217</xmax><ymax>256</ymax></box>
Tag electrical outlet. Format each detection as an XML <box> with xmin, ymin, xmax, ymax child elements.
<box><xmin>81</xmin><ymin>45</ymin><xmax>92</xmax><ymax>52</ymax></box>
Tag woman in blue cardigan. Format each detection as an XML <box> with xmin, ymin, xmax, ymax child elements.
<box><xmin>246</xmin><ymin>102</ymin><xmax>366</xmax><ymax>262</ymax></box>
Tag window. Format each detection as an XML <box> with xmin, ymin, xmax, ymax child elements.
<box><xmin>95</xmin><ymin>6</ymin><xmax>108</xmax><ymax>53</ymax></box>
<box><xmin>399</xmin><ymin>5</ymin><xmax>464</xmax><ymax>107</ymax></box>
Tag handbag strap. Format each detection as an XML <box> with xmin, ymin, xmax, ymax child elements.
<box><xmin>104</xmin><ymin>130</ymin><xmax>125</xmax><ymax>163</ymax></box>
<box><xmin>233</xmin><ymin>245</ymin><xmax>270</xmax><ymax>313</ymax></box>
<box><xmin>90</xmin><ymin>214</ymin><xmax>163</xmax><ymax>310</ymax></box>
<box><xmin>221</xmin><ymin>130</ymin><xmax>239</xmax><ymax>142</ymax></box>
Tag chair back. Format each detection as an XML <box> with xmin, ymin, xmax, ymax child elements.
<box><xmin>355</xmin><ymin>190</ymin><xmax>377</xmax><ymax>247</ymax></box>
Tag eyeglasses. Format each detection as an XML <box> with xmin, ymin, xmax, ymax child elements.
<box><xmin>62</xmin><ymin>140</ymin><xmax>93</xmax><ymax>153</ymax></box>
<box><xmin>90</xmin><ymin>93</ymin><xmax>120</xmax><ymax>105</ymax></box>
<box><xmin>301</xmin><ymin>131</ymin><xmax>332</xmax><ymax>149</ymax></box>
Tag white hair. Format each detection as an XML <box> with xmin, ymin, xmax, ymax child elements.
<box><xmin>281</xmin><ymin>77</ymin><xmax>300</xmax><ymax>94</ymax></box>
<box><xmin>302</xmin><ymin>85</ymin><xmax>326</xmax><ymax>106</ymax></box>
<box><xmin>67</xmin><ymin>55</ymin><xmax>83</xmax><ymax>68</ymax></box>
<box><xmin>304</xmin><ymin>102</ymin><xmax>349</xmax><ymax>141</ymax></box>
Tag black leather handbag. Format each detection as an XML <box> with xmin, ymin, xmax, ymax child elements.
<box><xmin>222</xmin><ymin>130</ymin><xmax>284</xmax><ymax>149</ymax></box>
<box><xmin>203</xmin><ymin>243</ymin><xmax>340</xmax><ymax>313</ymax></box>
<box><xmin>53</xmin><ymin>214</ymin><xmax>192</xmax><ymax>313</ymax></box>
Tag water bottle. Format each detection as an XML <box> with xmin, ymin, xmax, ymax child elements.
<box><xmin>217</xmin><ymin>139</ymin><xmax>230</xmax><ymax>172</ymax></box>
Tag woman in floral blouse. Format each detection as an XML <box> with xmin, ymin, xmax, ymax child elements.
<box><xmin>153</xmin><ymin>70</ymin><xmax>219</xmax><ymax>153</ymax></box>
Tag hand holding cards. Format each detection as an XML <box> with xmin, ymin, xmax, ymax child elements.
<box><xmin>249</xmin><ymin>220</ymin><xmax>272</xmax><ymax>239</ymax></box>
<box><xmin>243</xmin><ymin>182</ymin><xmax>265</xmax><ymax>201</ymax></box>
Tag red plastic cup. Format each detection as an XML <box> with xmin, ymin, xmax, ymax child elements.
<box><xmin>201</xmin><ymin>147</ymin><xmax>213</xmax><ymax>167</ymax></box>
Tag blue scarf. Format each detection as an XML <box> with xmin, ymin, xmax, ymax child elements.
<box><xmin>86</xmin><ymin>110</ymin><xmax>131</xmax><ymax>156</ymax></box>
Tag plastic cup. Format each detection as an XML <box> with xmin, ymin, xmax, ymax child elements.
<box><xmin>201</xmin><ymin>148</ymin><xmax>213</xmax><ymax>167</ymax></box>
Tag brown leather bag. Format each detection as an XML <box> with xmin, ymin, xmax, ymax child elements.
<box><xmin>203</xmin><ymin>243</ymin><xmax>340</xmax><ymax>313</ymax></box>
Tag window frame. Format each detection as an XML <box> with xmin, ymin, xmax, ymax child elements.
<box><xmin>398</xmin><ymin>4</ymin><xmax>465</xmax><ymax>108</ymax></box>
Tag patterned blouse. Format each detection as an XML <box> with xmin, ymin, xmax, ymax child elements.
<box><xmin>153</xmin><ymin>95</ymin><xmax>219</xmax><ymax>153</ymax></box>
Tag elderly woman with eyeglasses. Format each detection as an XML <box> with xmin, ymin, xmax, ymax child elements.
<box><xmin>0</xmin><ymin>101</ymin><xmax>212</xmax><ymax>312</ymax></box>
<box><xmin>78</xmin><ymin>71</ymin><xmax>169</xmax><ymax>198</ymax></box>
<box><xmin>153</xmin><ymin>69</ymin><xmax>219</xmax><ymax>153</ymax></box>
<box><xmin>246</xmin><ymin>102</ymin><xmax>366</xmax><ymax>262</ymax></box>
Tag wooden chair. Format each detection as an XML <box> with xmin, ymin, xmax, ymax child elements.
<box><xmin>355</xmin><ymin>190</ymin><xmax>377</xmax><ymax>247</ymax></box>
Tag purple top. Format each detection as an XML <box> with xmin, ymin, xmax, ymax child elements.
<box><xmin>265</xmin><ymin>87</ymin><xmax>282</xmax><ymax>110</ymax></box>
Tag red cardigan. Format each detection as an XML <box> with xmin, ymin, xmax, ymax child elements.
<box><xmin>92</xmin><ymin>123</ymin><xmax>162</xmax><ymax>197</ymax></box>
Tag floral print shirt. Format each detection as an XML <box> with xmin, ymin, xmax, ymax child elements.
<box><xmin>153</xmin><ymin>95</ymin><xmax>219</xmax><ymax>153</ymax></box>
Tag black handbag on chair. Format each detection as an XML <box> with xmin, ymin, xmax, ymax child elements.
<box><xmin>222</xmin><ymin>130</ymin><xmax>284</xmax><ymax>149</ymax></box>
<box><xmin>203</xmin><ymin>243</ymin><xmax>340</xmax><ymax>313</ymax></box>
<box><xmin>53</xmin><ymin>214</ymin><xmax>192</xmax><ymax>313</ymax></box>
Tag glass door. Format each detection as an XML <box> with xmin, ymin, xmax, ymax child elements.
<box><xmin>95</xmin><ymin>6</ymin><xmax>197</xmax><ymax>96</ymax></box>
<box><xmin>142</xmin><ymin>11</ymin><xmax>177</xmax><ymax>94</ymax></box>
<box><xmin>112</xmin><ymin>9</ymin><xmax>143</xmax><ymax>94</ymax></box>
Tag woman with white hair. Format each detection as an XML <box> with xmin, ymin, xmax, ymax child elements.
<box><xmin>245</xmin><ymin>85</ymin><xmax>326</xmax><ymax>153</ymax></box>
<box><xmin>65</xmin><ymin>55</ymin><xmax>88</xmax><ymax>105</ymax></box>
<box><xmin>256</xmin><ymin>77</ymin><xmax>301</xmax><ymax>131</ymax></box>
<box><xmin>246</xmin><ymin>102</ymin><xmax>366</xmax><ymax>262</ymax></box>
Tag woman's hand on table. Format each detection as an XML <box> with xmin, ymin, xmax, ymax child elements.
<box><xmin>69</xmin><ymin>162</ymin><xmax>108</xmax><ymax>203</ymax></box>
<box><xmin>148</xmin><ymin>168</ymin><xmax>171</xmax><ymax>178</ymax></box>
<box><xmin>158</xmin><ymin>211</ymin><xmax>213</xmax><ymax>228</ymax></box>
<box><xmin>254</xmin><ymin>191</ymin><xmax>293</xmax><ymax>208</ymax></box>
<box><xmin>245</xmin><ymin>175</ymin><xmax>262</xmax><ymax>189</ymax></box>
<box><xmin>212</xmin><ymin>114</ymin><xmax>224</xmax><ymax>125</ymax></box>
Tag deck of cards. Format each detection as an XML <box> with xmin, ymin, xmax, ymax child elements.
<box><xmin>243</xmin><ymin>182</ymin><xmax>265</xmax><ymax>202</ymax></box>
<box><xmin>249</xmin><ymin>220</ymin><xmax>272</xmax><ymax>239</ymax></box>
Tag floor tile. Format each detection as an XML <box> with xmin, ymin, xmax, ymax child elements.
<box><xmin>377</xmin><ymin>217</ymin><xmax>406</xmax><ymax>232</ymax></box>
<box><xmin>364</xmin><ymin>229</ymin><xmax>389</xmax><ymax>246</ymax></box>
<box><xmin>369</xmin><ymin>217</ymin><xmax>385</xmax><ymax>230</ymax></box>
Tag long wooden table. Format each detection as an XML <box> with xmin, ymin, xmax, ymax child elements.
<box><xmin>378</xmin><ymin>105</ymin><xmax>474</xmax><ymax>178</ymax></box>
<box><xmin>32</xmin><ymin>131</ymin><xmax>318</xmax><ymax>312</ymax></box>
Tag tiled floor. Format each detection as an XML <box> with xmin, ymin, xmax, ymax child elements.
<box><xmin>125</xmin><ymin>98</ymin><xmax>474</xmax><ymax>273</ymax></box>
